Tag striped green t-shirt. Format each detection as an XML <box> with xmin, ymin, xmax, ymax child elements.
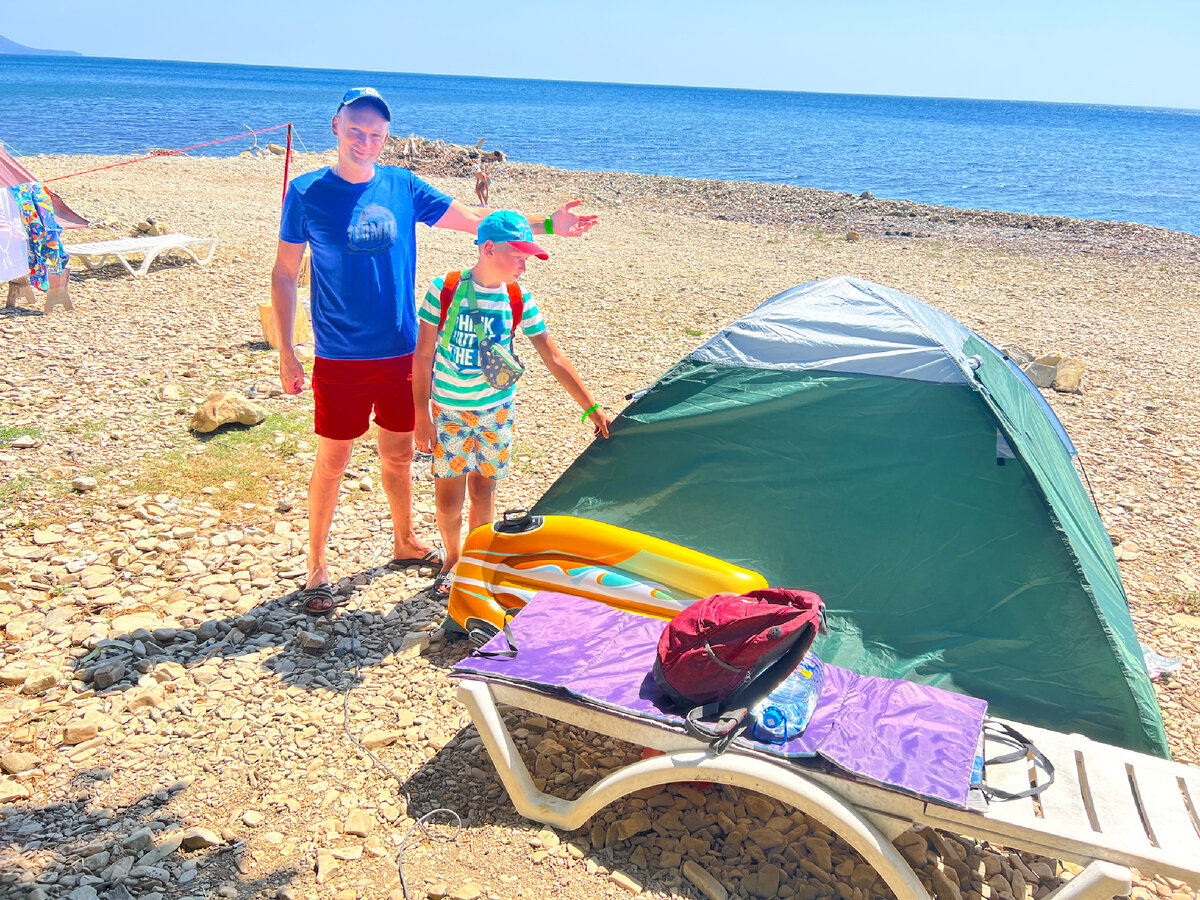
<box><xmin>418</xmin><ymin>274</ymin><xmax>547</xmax><ymax>410</ymax></box>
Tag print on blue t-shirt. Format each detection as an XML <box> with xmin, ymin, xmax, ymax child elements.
<box><xmin>280</xmin><ymin>166</ymin><xmax>451</xmax><ymax>361</ymax></box>
<box><xmin>347</xmin><ymin>203</ymin><xmax>399</xmax><ymax>254</ymax></box>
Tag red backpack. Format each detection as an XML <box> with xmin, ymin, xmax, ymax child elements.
<box><xmin>653</xmin><ymin>588</ymin><xmax>825</xmax><ymax>753</ymax></box>
<box><xmin>439</xmin><ymin>270</ymin><xmax>523</xmax><ymax>341</ymax></box>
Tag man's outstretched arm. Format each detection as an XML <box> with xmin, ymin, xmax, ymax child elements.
<box><xmin>434</xmin><ymin>199</ymin><xmax>597</xmax><ymax>237</ymax></box>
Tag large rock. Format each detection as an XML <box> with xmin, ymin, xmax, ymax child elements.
<box><xmin>190</xmin><ymin>390</ymin><xmax>267</xmax><ymax>434</ymax></box>
<box><xmin>1022</xmin><ymin>362</ymin><xmax>1057</xmax><ymax>388</ymax></box>
<box><xmin>1052</xmin><ymin>358</ymin><xmax>1087</xmax><ymax>393</ymax></box>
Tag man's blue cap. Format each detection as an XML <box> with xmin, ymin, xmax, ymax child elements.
<box><xmin>337</xmin><ymin>87</ymin><xmax>391</xmax><ymax>121</ymax></box>
<box><xmin>476</xmin><ymin>210</ymin><xmax>549</xmax><ymax>259</ymax></box>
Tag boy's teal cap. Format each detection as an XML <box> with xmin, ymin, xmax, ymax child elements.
<box><xmin>476</xmin><ymin>210</ymin><xmax>549</xmax><ymax>259</ymax></box>
<box><xmin>337</xmin><ymin>87</ymin><xmax>391</xmax><ymax>121</ymax></box>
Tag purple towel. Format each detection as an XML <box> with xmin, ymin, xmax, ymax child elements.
<box><xmin>453</xmin><ymin>591</ymin><xmax>987</xmax><ymax>808</ymax></box>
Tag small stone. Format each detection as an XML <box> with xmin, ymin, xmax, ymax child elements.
<box><xmin>345</xmin><ymin>809</ymin><xmax>374</xmax><ymax>837</ymax></box>
<box><xmin>1</xmin><ymin>752</ymin><xmax>38</xmax><ymax>774</ymax></box>
<box><xmin>72</xmin><ymin>475</ymin><xmax>99</xmax><ymax>492</ymax></box>
<box><xmin>11</xmin><ymin>434</ymin><xmax>39</xmax><ymax>449</ymax></box>
<box><xmin>748</xmin><ymin>826</ymin><xmax>785</xmax><ymax>850</ymax></box>
<box><xmin>22</xmin><ymin>668</ymin><xmax>60</xmax><ymax>694</ymax></box>
<box><xmin>362</xmin><ymin>730</ymin><xmax>401</xmax><ymax>749</ymax></box>
<box><xmin>181</xmin><ymin>827</ymin><xmax>223</xmax><ymax>850</ymax></box>
<box><xmin>315</xmin><ymin>854</ymin><xmax>339</xmax><ymax>884</ymax></box>
<box><xmin>123</xmin><ymin>828</ymin><xmax>155</xmax><ymax>855</ymax></box>
<box><xmin>63</xmin><ymin>721</ymin><xmax>99</xmax><ymax>745</ymax></box>
<box><xmin>614</xmin><ymin>810</ymin><xmax>652</xmax><ymax>841</ymax></box>
<box><xmin>0</xmin><ymin>776</ymin><xmax>31</xmax><ymax>803</ymax></box>
<box><xmin>1022</xmin><ymin>362</ymin><xmax>1057</xmax><ymax>388</ymax></box>
<box><xmin>242</xmin><ymin>810</ymin><xmax>266</xmax><ymax>827</ymax></box>
<box><xmin>804</xmin><ymin>837</ymin><xmax>832</xmax><ymax>871</ymax></box>
<box><xmin>298</xmin><ymin>631</ymin><xmax>327</xmax><ymax>652</ymax></box>
<box><xmin>850</xmin><ymin>863</ymin><xmax>878</xmax><ymax>890</ymax></box>
<box><xmin>92</xmin><ymin>661</ymin><xmax>127</xmax><ymax>690</ymax></box>
<box><xmin>682</xmin><ymin>860</ymin><xmax>728</xmax><ymax>900</ymax></box>
<box><xmin>0</xmin><ymin>664</ymin><xmax>29</xmax><ymax>685</ymax></box>
<box><xmin>845</xmin><ymin>231</ymin><xmax>861</xmax><ymax>242</ymax></box>
<box><xmin>449</xmin><ymin>883</ymin><xmax>482</xmax><ymax>900</ymax></box>
<box><xmin>608</xmin><ymin>871</ymin><xmax>642</xmax><ymax>893</ymax></box>
<box><xmin>932</xmin><ymin>867</ymin><xmax>963</xmax><ymax>900</ymax></box>
<box><xmin>158</xmin><ymin>384</ymin><xmax>183</xmax><ymax>401</ymax></box>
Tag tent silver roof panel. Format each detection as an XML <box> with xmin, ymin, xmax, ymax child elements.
<box><xmin>691</xmin><ymin>275</ymin><xmax>978</xmax><ymax>384</ymax></box>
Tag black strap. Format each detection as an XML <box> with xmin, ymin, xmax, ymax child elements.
<box><xmin>683</xmin><ymin>704</ymin><xmax>751</xmax><ymax>755</ymax></box>
<box><xmin>470</xmin><ymin>613</ymin><xmax>519</xmax><ymax>659</ymax></box>
<box><xmin>980</xmin><ymin>720</ymin><xmax>1055</xmax><ymax>801</ymax></box>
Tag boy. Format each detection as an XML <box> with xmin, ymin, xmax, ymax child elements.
<box><xmin>412</xmin><ymin>210</ymin><xmax>611</xmax><ymax>597</ymax></box>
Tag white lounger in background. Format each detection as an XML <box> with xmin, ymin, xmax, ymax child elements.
<box><xmin>66</xmin><ymin>234</ymin><xmax>218</xmax><ymax>277</ymax></box>
<box><xmin>457</xmin><ymin>679</ymin><xmax>1200</xmax><ymax>900</ymax></box>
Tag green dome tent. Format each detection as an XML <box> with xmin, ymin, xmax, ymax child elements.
<box><xmin>536</xmin><ymin>275</ymin><xmax>1168</xmax><ymax>757</ymax></box>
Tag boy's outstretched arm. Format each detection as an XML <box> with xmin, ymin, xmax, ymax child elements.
<box><xmin>434</xmin><ymin>200</ymin><xmax>597</xmax><ymax>237</ymax></box>
<box><xmin>412</xmin><ymin>321</ymin><xmax>439</xmax><ymax>453</ymax></box>
<box><xmin>529</xmin><ymin>332</ymin><xmax>611</xmax><ymax>438</ymax></box>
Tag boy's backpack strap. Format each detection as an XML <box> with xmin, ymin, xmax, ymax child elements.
<box><xmin>439</xmin><ymin>270</ymin><xmax>463</xmax><ymax>330</ymax></box>
<box><xmin>438</xmin><ymin>270</ymin><xmax>469</xmax><ymax>350</ymax></box>
<box><xmin>506</xmin><ymin>282</ymin><xmax>523</xmax><ymax>340</ymax></box>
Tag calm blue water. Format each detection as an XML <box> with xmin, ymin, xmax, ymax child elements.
<box><xmin>3</xmin><ymin>55</ymin><xmax>1198</xmax><ymax>235</ymax></box>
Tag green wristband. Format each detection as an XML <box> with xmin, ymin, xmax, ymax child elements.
<box><xmin>581</xmin><ymin>403</ymin><xmax>599</xmax><ymax>423</ymax></box>
<box><xmin>544</xmin><ymin>215</ymin><xmax>554</xmax><ymax>235</ymax></box>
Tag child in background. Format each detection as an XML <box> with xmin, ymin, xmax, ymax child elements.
<box><xmin>412</xmin><ymin>210</ymin><xmax>611</xmax><ymax>596</ymax></box>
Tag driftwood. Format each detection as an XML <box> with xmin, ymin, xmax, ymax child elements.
<box><xmin>380</xmin><ymin>134</ymin><xmax>505</xmax><ymax>177</ymax></box>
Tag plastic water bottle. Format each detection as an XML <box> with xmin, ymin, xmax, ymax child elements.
<box><xmin>751</xmin><ymin>655</ymin><xmax>824</xmax><ymax>744</ymax></box>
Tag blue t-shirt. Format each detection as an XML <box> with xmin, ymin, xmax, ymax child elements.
<box><xmin>280</xmin><ymin>166</ymin><xmax>452</xmax><ymax>360</ymax></box>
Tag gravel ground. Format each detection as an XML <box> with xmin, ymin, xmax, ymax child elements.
<box><xmin>1</xmin><ymin>150</ymin><xmax>1198</xmax><ymax>900</ymax></box>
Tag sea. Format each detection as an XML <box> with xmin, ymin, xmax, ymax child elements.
<box><xmin>3</xmin><ymin>55</ymin><xmax>1198</xmax><ymax>235</ymax></box>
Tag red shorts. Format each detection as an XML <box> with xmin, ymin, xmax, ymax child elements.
<box><xmin>312</xmin><ymin>355</ymin><xmax>415</xmax><ymax>440</ymax></box>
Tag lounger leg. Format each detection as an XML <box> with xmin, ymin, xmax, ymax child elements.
<box><xmin>1041</xmin><ymin>861</ymin><xmax>1131</xmax><ymax>900</ymax></box>
<box><xmin>458</xmin><ymin>681</ymin><xmax>932</xmax><ymax>900</ymax></box>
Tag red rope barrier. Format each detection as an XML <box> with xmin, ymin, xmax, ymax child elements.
<box><xmin>282</xmin><ymin>123</ymin><xmax>293</xmax><ymax>207</ymax></box>
<box><xmin>43</xmin><ymin>124</ymin><xmax>294</xmax><ymax>184</ymax></box>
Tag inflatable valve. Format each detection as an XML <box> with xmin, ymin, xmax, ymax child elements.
<box><xmin>495</xmin><ymin>508</ymin><xmax>543</xmax><ymax>535</ymax></box>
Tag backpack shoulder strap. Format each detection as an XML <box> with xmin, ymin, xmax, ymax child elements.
<box><xmin>506</xmin><ymin>282</ymin><xmax>524</xmax><ymax>340</ymax></box>
<box><xmin>439</xmin><ymin>270</ymin><xmax>464</xmax><ymax>332</ymax></box>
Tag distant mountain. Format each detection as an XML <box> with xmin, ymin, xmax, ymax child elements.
<box><xmin>0</xmin><ymin>34</ymin><xmax>82</xmax><ymax>57</ymax></box>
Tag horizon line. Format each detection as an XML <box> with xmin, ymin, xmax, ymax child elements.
<box><xmin>4</xmin><ymin>50</ymin><xmax>1198</xmax><ymax>115</ymax></box>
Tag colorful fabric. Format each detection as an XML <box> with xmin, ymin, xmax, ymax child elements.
<box><xmin>10</xmin><ymin>183</ymin><xmax>67</xmax><ymax>291</ymax></box>
<box><xmin>280</xmin><ymin>166</ymin><xmax>452</xmax><ymax>361</ymax></box>
<box><xmin>418</xmin><ymin>274</ymin><xmax>545</xmax><ymax>410</ymax></box>
<box><xmin>431</xmin><ymin>398</ymin><xmax>514</xmax><ymax>480</ymax></box>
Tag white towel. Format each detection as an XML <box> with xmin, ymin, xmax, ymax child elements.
<box><xmin>0</xmin><ymin>187</ymin><xmax>30</xmax><ymax>283</ymax></box>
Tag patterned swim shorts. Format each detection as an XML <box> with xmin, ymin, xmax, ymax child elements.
<box><xmin>432</xmin><ymin>398</ymin><xmax>514</xmax><ymax>480</ymax></box>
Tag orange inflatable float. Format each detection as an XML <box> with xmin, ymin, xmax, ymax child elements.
<box><xmin>447</xmin><ymin>511</ymin><xmax>767</xmax><ymax>641</ymax></box>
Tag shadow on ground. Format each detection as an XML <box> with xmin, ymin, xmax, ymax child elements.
<box><xmin>0</xmin><ymin>775</ymin><xmax>298</xmax><ymax>899</ymax></box>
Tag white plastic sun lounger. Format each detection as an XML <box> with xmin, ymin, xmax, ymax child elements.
<box><xmin>66</xmin><ymin>234</ymin><xmax>218</xmax><ymax>277</ymax></box>
<box><xmin>457</xmin><ymin>679</ymin><xmax>1200</xmax><ymax>900</ymax></box>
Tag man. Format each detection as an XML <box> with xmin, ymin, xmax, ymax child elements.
<box><xmin>272</xmin><ymin>87</ymin><xmax>596</xmax><ymax>613</ymax></box>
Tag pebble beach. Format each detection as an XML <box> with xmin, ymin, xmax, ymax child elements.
<box><xmin>1</xmin><ymin>148</ymin><xmax>1199</xmax><ymax>900</ymax></box>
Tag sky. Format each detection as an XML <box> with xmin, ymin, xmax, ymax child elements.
<box><xmin>5</xmin><ymin>0</ymin><xmax>1199</xmax><ymax>110</ymax></box>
